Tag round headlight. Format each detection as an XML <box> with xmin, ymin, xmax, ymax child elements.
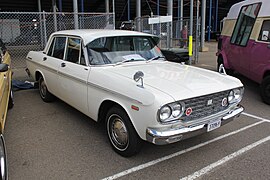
<box><xmin>228</xmin><ymin>88</ymin><xmax>243</xmax><ymax>104</ymax></box>
<box><xmin>159</xmin><ymin>106</ymin><xmax>171</xmax><ymax>121</ymax></box>
<box><xmin>228</xmin><ymin>90</ymin><xmax>234</xmax><ymax>103</ymax></box>
<box><xmin>234</xmin><ymin>89</ymin><xmax>241</xmax><ymax>101</ymax></box>
<box><xmin>171</xmin><ymin>103</ymin><xmax>182</xmax><ymax>117</ymax></box>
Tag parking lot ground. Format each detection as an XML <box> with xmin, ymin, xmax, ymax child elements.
<box><xmin>5</xmin><ymin>42</ymin><xmax>270</xmax><ymax>180</ymax></box>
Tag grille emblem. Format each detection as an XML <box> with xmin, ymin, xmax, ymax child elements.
<box><xmin>185</xmin><ymin>107</ymin><xmax>193</xmax><ymax>116</ymax></box>
<box><xmin>207</xmin><ymin>99</ymin><xmax>213</xmax><ymax>106</ymax></box>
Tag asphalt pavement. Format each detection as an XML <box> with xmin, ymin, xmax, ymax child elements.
<box><xmin>5</xmin><ymin>42</ymin><xmax>270</xmax><ymax>180</ymax></box>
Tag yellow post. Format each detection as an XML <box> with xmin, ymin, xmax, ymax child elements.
<box><xmin>189</xmin><ymin>35</ymin><xmax>193</xmax><ymax>56</ymax></box>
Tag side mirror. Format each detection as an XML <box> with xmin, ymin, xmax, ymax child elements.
<box><xmin>133</xmin><ymin>71</ymin><xmax>144</xmax><ymax>88</ymax></box>
<box><xmin>0</xmin><ymin>63</ymin><xmax>9</xmax><ymax>72</ymax></box>
<box><xmin>218</xmin><ymin>64</ymin><xmax>227</xmax><ymax>75</ymax></box>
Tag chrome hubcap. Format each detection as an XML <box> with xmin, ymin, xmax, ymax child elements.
<box><xmin>108</xmin><ymin>115</ymin><xmax>128</xmax><ymax>150</ymax></box>
<box><xmin>40</xmin><ymin>80</ymin><xmax>47</xmax><ymax>98</ymax></box>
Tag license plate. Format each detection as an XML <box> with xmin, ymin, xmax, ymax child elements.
<box><xmin>207</xmin><ymin>119</ymin><xmax>221</xmax><ymax>132</ymax></box>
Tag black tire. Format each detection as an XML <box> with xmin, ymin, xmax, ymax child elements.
<box><xmin>217</xmin><ymin>56</ymin><xmax>233</xmax><ymax>75</ymax></box>
<box><xmin>39</xmin><ymin>76</ymin><xmax>55</xmax><ymax>102</ymax></box>
<box><xmin>0</xmin><ymin>134</ymin><xmax>7</xmax><ymax>180</ymax></box>
<box><xmin>260</xmin><ymin>76</ymin><xmax>270</xmax><ymax>105</ymax></box>
<box><xmin>8</xmin><ymin>89</ymin><xmax>14</xmax><ymax>109</ymax></box>
<box><xmin>106</xmin><ymin>106</ymin><xmax>142</xmax><ymax>157</ymax></box>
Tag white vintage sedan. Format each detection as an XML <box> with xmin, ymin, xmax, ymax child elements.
<box><xmin>26</xmin><ymin>29</ymin><xmax>244</xmax><ymax>157</ymax></box>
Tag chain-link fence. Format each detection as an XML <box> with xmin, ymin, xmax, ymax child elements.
<box><xmin>135</xmin><ymin>16</ymin><xmax>201</xmax><ymax>64</ymax></box>
<box><xmin>135</xmin><ymin>16</ymin><xmax>201</xmax><ymax>49</ymax></box>
<box><xmin>0</xmin><ymin>12</ymin><xmax>114</xmax><ymax>79</ymax></box>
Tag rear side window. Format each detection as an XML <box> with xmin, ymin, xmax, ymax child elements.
<box><xmin>258</xmin><ymin>20</ymin><xmax>270</xmax><ymax>42</ymax></box>
<box><xmin>230</xmin><ymin>3</ymin><xmax>261</xmax><ymax>46</ymax></box>
<box><xmin>48</xmin><ymin>37</ymin><xmax>66</xmax><ymax>59</ymax></box>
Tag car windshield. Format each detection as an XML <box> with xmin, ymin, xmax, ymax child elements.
<box><xmin>86</xmin><ymin>36</ymin><xmax>164</xmax><ymax>65</ymax></box>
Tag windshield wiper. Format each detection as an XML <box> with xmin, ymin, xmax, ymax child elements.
<box><xmin>114</xmin><ymin>58</ymin><xmax>145</xmax><ymax>66</ymax></box>
<box><xmin>114</xmin><ymin>59</ymin><xmax>136</xmax><ymax>66</ymax></box>
<box><xmin>146</xmin><ymin>56</ymin><xmax>165</xmax><ymax>63</ymax></box>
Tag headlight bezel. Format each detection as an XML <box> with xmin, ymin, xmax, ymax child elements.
<box><xmin>158</xmin><ymin>102</ymin><xmax>185</xmax><ymax>124</ymax></box>
<box><xmin>228</xmin><ymin>87</ymin><xmax>244</xmax><ymax>104</ymax></box>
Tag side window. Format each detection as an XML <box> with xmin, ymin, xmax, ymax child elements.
<box><xmin>258</xmin><ymin>20</ymin><xmax>270</xmax><ymax>42</ymax></box>
<box><xmin>65</xmin><ymin>37</ymin><xmax>81</xmax><ymax>64</ymax></box>
<box><xmin>51</xmin><ymin>37</ymin><xmax>66</xmax><ymax>59</ymax></box>
<box><xmin>231</xmin><ymin>3</ymin><xmax>261</xmax><ymax>46</ymax></box>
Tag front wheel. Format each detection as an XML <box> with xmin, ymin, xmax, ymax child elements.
<box><xmin>39</xmin><ymin>76</ymin><xmax>55</xmax><ymax>102</ymax></box>
<box><xmin>106</xmin><ymin>106</ymin><xmax>142</xmax><ymax>157</ymax></box>
<box><xmin>260</xmin><ymin>76</ymin><xmax>270</xmax><ymax>105</ymax></box>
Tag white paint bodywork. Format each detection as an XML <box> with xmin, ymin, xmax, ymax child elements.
<box><xmin>26</xmin><ymin>30</ymin><xmax>243</xmax><ymax>141</ymax></box>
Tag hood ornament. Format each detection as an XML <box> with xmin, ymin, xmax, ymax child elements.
<box><xmin>133</xmin><ymin>71</ymin><xmax>144</xmax><ymax>88</ymax></box>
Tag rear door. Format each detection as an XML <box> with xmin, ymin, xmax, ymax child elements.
<box><xmin>57</xmin><ymin>37</ymin><xmax>89</xmax><ymax>115</ymax></box>
<box><xmin>42</xmin><ymin>36</ymin><xmax>67</xmax><ymax>97</ymax></box>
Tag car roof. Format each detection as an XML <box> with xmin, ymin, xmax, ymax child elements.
<box><xmin>50</xmin><ymin>29</ymin><xmax>158</xmax><ymax>46</ymax></box>
<box><xmin>227</xmin><ymin>0</ymin><xmax>270</xmax><ymax>19</ymax></box>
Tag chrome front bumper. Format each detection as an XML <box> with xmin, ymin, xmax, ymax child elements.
<box><xmin>146</xmin><ymin>105</ymin><xmax>244</xmax><ymax>145</ymax></box>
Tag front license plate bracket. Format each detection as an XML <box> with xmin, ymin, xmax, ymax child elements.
<box><xmin>207</xmin><ymin>119</ymin><xmax>221</xmax><ymax>132</ymax></box>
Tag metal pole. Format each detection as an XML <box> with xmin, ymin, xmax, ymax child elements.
<box><xmin>215</xmin><ymin>0</ymin><xmax>218</xmax><ymax>32</ymax></box>
<box><xmin>113</xmin><ymin>0</ymin><xmax>115</xmax><ymax>29</ymax></box>
<box><xmin>38</xmin><ymin>0</ymin><xmax>44</xmax><ymax>47</ymax></box>
<box><xmin>52</xmin><ymin>0</ymin><xmax>58</xmax><ymax>32</ymax></box>
<box><xmin>105</xmin><ymin>0</ymin><xmax>109</xmax><ymax>26</ymax></box>
<box><xmin>42</xmin><ymin>11</ymin><xmax>48</xmax><ymax>44</ymax></box>
<box><xmin>195</xmin><ymin>0</ymin><xmax>200</xmax><ymax>63</ymax></box>
<box><xmin>180</xmin><ymin>0</ymin><xmax>183</xmax><ymax>31</ymax></box>
<box><xmin>189</xmin><ymin>0</ymin><xmax>194</xmax><ymax>64</ymax></box>
<box><xmin>157</xmin><ymin>0</ymin><xmax>160</xmax><ymax>15</ymax></box>
<box><xmin>73</xmin><ymin>0</ymin><xmax>79</xmax><ymax>29</ymax></box>
<box><xmin>208</xmin><ymin>0</ymin><xmax>212</xmax><ymax>41</ymax></box>
<box><xmin>167</xmin><ymin>0</ymin><xmax>173</xmax><ymax>48</ymax></box>
<box><xmin>58</xmin><ymin>0</ymin><xmax>62</xmax><ymax>12</ymax></box>
<box><xmin>81</xmin><ymin>0</ymin><xmax>84</xmax><ymax>12</ymax></box>
<box><xmin>200</xmin><ymin>0</ymin><xmax>206</xmax><ymax>50</ymax></box>
<box><xmin>127</xmin><ymin>0</ymin><xmax>130</xmax><ymax>21</ymax></box>
<box><xmin>136</xmin><ymin>0</ymin><xmax>141</xmax><ymax>32</ymax></box>
<box><xmin>177</xmin><ymin>0</ymin><xmax>180</xmax><ymax>39</ymax></box>
<box><xmin>80</xmin><ymin>0</ymin><xmax>84</xmax><ymax>29</ymax></box>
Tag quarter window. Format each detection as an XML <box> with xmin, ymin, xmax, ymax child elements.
<box><xmin>258</xmin><ymin>20</ymin><xmax>270</xmax><ymax>42</ymax></box>
<box><xmin>231</xmin><ymin>3</ymin><xmax>261</xmax><ymax>46</ymax></box>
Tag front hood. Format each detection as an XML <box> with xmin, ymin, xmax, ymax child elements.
<box><xmin>107</xmin><ymin>61</ymin><xmax>243</xmax><ymax>101</ymax></box>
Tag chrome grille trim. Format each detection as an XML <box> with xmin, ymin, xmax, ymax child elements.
<box><xmin>182</xmin><ymin>90</ymin><xmax>230</xmax><ymax>122</ymax></box>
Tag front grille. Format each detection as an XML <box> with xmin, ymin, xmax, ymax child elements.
<box><xmin>182</xmin><ymin>90</ymin><xmax>230</xmax><ymax>122</ymax></box>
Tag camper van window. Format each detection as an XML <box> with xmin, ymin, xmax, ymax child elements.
<box><xmin>230</xmin><ymin>3</ymin><xmax>261</xmax><ymax>46</ymax></box>
<box><xmin>258</xmin><ymin>20</ymin><xmax>270</xmax><ymax>42</ymax></box>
